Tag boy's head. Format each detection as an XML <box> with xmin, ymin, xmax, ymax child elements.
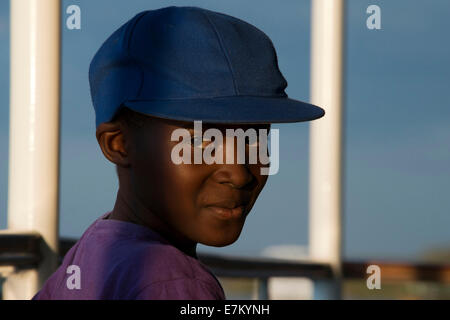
<box><xmin>90</xmin><ymin>6</ymin><xmax>324</xmax><ymax>251</ymax></box>
<box><xmin>96</xmin><ymin>107</ymin><xmax>270</xmax><ymax>247</ymax></box>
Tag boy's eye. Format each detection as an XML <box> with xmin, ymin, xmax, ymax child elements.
<box><xmin>191</xmin><ymin>135</ymin><xmax>214</xmax><ymax>148</ymax></box>
<box><xmin>191</xmin><ymin>135</ymin><xmax>203</xmax><ymax>148</ymax></box>
<box><xmin>245</xmin><ymin>136</ymin><xmax>259</xmax><ymax>147</ymax></box>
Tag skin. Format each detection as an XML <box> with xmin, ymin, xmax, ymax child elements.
<box><xmin>96</xmin><ymin>115</ymin><xmax>270</xmax><ymax>259</ymax></box>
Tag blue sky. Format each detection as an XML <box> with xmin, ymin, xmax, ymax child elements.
<box><xmin>1</xmin><ymin>0</ymin><xmax>449</xmax><ymax>261</ymax></box>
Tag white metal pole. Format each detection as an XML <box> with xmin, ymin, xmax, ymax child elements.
<box><xmin>309</xmin><ymin>0</ymin><xmax>345</xmax><ymax>299</ymax></box>
<box><xmin>4</xmin><ymin>0</ymin><xmax>61</xmax><ymax>300</ymax></box>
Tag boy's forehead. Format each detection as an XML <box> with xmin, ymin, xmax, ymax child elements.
<box><xmin>175</xmin><ymin>122</ymin><xmax>271</xmax><ymax>133</ymax></box>
<box><xmin>144</xmin><ymin>114</ymin><xmax>270</xmax><ymax>131</ymax></box>
<box><xmin>183</xmin><ymin>122</ymin><xmax>270</xmax><ymax>130</ymax></box>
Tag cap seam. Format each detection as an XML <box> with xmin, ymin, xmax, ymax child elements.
<box><xmin>126</xmin><ymin>94</ymin><xmax>288</xmax><ymax>102</ymax></box>
<box><xmin>125</xmin><ymin>11</ymin><xmax>149</xmax><ymax>98</ymax></box>
<box><xmin>210</xmin><ymin>11</ymin><xmax>288</xmax><ymax>94</ymax></box>
<box><xmin>201</xmin><ymin>11</ymin><xmax>239</xmax><ymax>95</ymax></box>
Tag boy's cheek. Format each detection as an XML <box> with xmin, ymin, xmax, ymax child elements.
<box><xmin>260</xmin><ymin>174</ymin><xmax>269</xmax><ymax>189</ymax></box>
<box><xmin>251</xmin><ymin>164</ymin><xmax>269</xmax><ymax>184</ymax></box>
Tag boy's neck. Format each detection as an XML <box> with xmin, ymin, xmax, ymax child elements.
<box><xmin>109</xmin><ymin>188</ymin><xmax>198</xmax><ymax>259</ymax></box>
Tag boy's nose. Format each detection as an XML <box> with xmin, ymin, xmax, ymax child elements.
<box><xmin>212</xmin><ymin>134</ymin><xmax>254</xmax><ymax>188</ymax></box>
<box><xmin>211</xmin><ymin>163</ymin><xmax>254</xmax><ymax>190</ymax></box>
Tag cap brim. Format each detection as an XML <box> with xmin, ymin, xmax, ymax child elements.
<box><xmin>123</xmin><ymin>96</ymin><xmax>325</xmax><ymax>124</ymax></box>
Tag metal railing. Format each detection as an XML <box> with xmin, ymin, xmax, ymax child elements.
<box><xmin>1</xmin><ymin>233</ymin><xmax>449</xmax><ymax>299</ymax></box>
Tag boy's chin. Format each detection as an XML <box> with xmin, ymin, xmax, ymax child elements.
<box><xmin>199</xmin><ymin>230</ymin><xmax>243</xmax><ymax>247</ymax></box>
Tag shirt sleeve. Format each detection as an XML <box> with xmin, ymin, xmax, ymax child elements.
<box><xmin>134</xmin><ymin>278</ymin><xmax>226</xmax><ymax>300</ymax></box>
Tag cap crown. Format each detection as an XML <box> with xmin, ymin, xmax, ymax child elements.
<box><xmin>89</xmin><ymin>6</ymin><xmax>288</xmax><ymax>127</ymax></box>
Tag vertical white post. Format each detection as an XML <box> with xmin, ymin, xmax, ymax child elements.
<box><xmin>309</xmin><ymin>0</ymin><xmax>345</xmax><ymax>299</ymax></box>
<box><xmin>4</xmin><ymin>0</ymin><xmax>61</xmax><ymax>299</ymax></box>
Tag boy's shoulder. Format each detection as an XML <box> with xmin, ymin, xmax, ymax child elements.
<box><xmin>33</xmin><ymin>212</ymin><xmax>225</xmax><ymax>299</ymax></box>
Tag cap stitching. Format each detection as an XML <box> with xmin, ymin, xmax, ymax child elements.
<box><xmin>126</xmin><ymin>93</ymin><xmax>288</xmax><ymax>102</ymax></box>
<box><xmin>201</xmin><ymin>11</ymin><xmax>239</xmax><ymax>95</ymax></box>
<box><xmin>125</xmin><ymin>11</ymin><xmax>149</xmax><ymax>98</ymax></box>
<box><xmin>209</xmin><ymin>11</ymin><xmax>288</xmax><ymax>94</ymax></box>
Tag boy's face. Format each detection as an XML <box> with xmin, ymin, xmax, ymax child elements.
<box><xmin>99</xmin><ymin>115</ymin><xmax>270</xmax><ymax>248</ymax></box>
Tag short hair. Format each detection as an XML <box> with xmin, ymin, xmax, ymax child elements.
<box><xmin>113</xmin><ymin>105</ymin><xmax>148</xmax><ymax>130</ymax></box>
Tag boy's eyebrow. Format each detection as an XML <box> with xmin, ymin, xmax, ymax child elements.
<box><xmin>181</xmin><ymin>122</ymin><xmax>271</xmax><ymax>131</ymax></box>
<box><xmin>177</xmin><ymin>121</ymin><xmax>195</xmax><ymax>129</ymax></box>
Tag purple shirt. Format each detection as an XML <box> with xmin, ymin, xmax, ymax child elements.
<box><xmin>32</xmin><ymin>212</ymin><xmax>226</xmax><ymax>300</ymax></box>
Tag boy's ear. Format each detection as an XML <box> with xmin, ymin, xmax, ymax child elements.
<box><xmin>96</xmin><ymin>122</ymin><xmax>131</xmax><ymax>168</ymax></box>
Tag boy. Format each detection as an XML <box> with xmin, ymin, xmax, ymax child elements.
<box><xmin>32</xmin><ymin>6</ymin><xmax>324</xmax><ymax>299</ymax></box>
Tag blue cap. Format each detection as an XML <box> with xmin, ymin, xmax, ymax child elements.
<box><xmin>89</xmin><ymin>6</ymin><xmax>325</xmax><ymax>128</ymax></box>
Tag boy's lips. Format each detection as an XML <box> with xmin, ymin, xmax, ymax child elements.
<box><xmin>206</xmin><ymin>198</ymin><xmax>248</xmax><ymax>209</ymax></box>
<box><xmin>204</xmin><ymin>199</ymin><xmax>250</xmax><ymax>220</ymax></box>
<box><xmin>205</xmin><ymin>205</ymin><xmax>246</xmax><ymax>220</ymax></box>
